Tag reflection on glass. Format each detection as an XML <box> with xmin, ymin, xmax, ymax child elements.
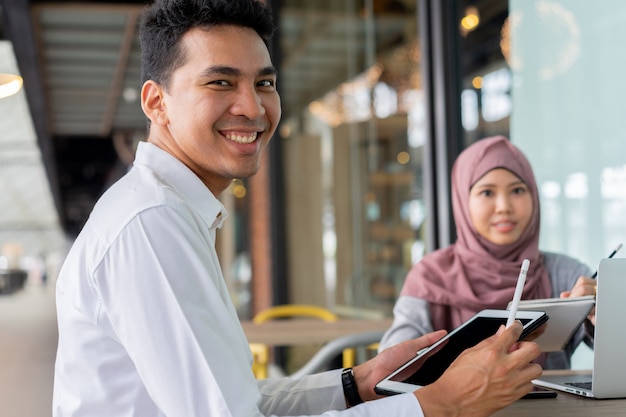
<box><xmin>459</xmin><ymin>0</ymin><xmax>510</xmax><ymax>145</ymax></box>
<box><xmin>281</xmin><ymin>0</ymin><xmax>424</xmax><ymax>315</ymax></box>
<box><xmin>510</xmin><ymin>0</ymin><xmax>626</xmax><ymax>269</ymax></box>
<box><xmin>564</xmin><ymin>173</ymin><xmax>588</xmax><ymax>200</ymax></box>
<box><xmin>481</xmin><ymin>68</ymin><xmax>512</xmax><ymax>122</ymax></box>
<box><xmin>601</xmin><ymin>166</ymin><xmax>626</xmax><ymax>200</ymax></box>
<box><xmin>461</xmin><ymin>89</ymin><xmax>479</xmax><ymax>131</ymax></box>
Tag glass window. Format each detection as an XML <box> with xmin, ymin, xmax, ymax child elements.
<box><xmin>509</xmin><ymin>0</ymin><xmax>626</xmax><ymax>369</ymax></box>
<box><xmin>458</xmin><ymin>0</ymin><xmax>511</xmax><ymax>147</ymax></box>
<box><xmin>279</xmin><ymin>0</ymin><xmax>425</xmax><ymax>316</ymax></box>
<box><xmin>509</xmin><ymin>0</ymin><xmax>626</xmax><ymax>269</ymax></box>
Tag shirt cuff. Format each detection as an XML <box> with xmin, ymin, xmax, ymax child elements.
<box><xmin>357</xmin><ymin>392</ymin><xmax>424</xmax><ymax>417</ymax></box>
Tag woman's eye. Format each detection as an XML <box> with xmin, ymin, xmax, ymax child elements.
<box><xmin>479</xmin><ymin>189</ymin><xmax>493</xmax><ymax>197</ymax></box>
<box><xmin>512</xmin><ymin>186</ymin><xmax>527</xmax><ymax>194</ymax></box>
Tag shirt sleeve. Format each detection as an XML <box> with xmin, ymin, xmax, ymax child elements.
<box><xmin>378</xmin><ymin>296</ymin><xmax>433</xmax><ymax>352</ymax></box>
<box><xmin>94</xmin><ymin>205</ymin><xmax>426</xmax><ymax>417</ymax></box>
<box><xmin>259</xmin><ymin>370</ymin><xmax>424</xmax><ymax>417</ymax></box>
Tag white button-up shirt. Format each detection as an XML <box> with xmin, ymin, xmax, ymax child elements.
<box><xmin>52</xmin><ymin>142</ymin><xmax>423</xmax><ymax>416</ymax></box>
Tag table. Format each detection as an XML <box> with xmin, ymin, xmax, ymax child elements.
<box><xmin>494</xmin><ymin>371</ymin><xmax>626</xmax><ymax>417</ymax></box>
<box><xmin>240</xmin><ymin>318</ymin><xmax>393</xmax><ymax>345</ymax></box>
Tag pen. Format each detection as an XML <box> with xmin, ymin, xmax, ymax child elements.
<box><xmin>506</xmin><ymin>259</ymin><xmax>530</xmax><ymax>328</ymax></box>
<box><xmin>591</xmin><ymin>243</ymin><xmax>622</xmax><ymax>278</ymax></box>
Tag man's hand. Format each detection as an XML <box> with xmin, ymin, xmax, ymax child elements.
<box><xmin>415</xmin><ymin>322</ymin><xmax>542</xmax><ymax>417</ymax></box>
<box><xmin>352</xmin><ymin>330</ymin><xmax>447</xmax><ymax>402</ymax></box>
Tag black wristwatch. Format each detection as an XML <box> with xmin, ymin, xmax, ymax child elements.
<box><xmin>341</xmin><ymin>368</ymin><xmax>363</xmax><ymax>407</ymax></box>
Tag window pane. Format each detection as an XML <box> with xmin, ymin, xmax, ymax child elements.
<box><xmin>510</xmin><ymin>0</ymin><xmax>626</xmax><ymax>267</ymax></box>
<box><xmin>280</xmin><ymin>0</ymin><xmax>425</xmax><ymax>316</ymax></box>
<box><xmin>459</xmin><ymin>0</ymin><xmax>511</xmax><ymax>147</ymax></box>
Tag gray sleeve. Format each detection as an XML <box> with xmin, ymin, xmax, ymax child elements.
<box><xmin>542</xmin><ymin>251</ymin><xmax>593</xmax><ymax>297</ymax></box>
<box><xmin>378</xmin><ymin>296</ymin><xmax>433</xmax><ymax>352</ymax></box>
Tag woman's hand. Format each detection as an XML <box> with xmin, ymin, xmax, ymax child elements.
<box><xmin>561</xmin><ymin>275</ymin><xmax>596</xmax><ymax>325</ymax></box>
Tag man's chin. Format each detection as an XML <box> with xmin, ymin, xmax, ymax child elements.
<box><xmin>234</xmin><ymin>166</ymin><xmax>261</xmax><ymax>180</ymax></box>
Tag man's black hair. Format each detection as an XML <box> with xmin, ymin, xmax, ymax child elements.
<box><xmin>139</xmin><ymin>0</ymin><xmax>275</xmax><ymax>88</ymax></box>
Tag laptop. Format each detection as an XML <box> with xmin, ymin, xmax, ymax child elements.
<box><xmin>533</xmin><ymin>258</ymin><xmax>626</xmax><ymax>399</ymax></box>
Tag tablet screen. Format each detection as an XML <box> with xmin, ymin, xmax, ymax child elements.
<box><xmin>388</xmin><ymin>316</ymin><xmax>534</xmax><ymax>386</ymax></box>
<box><xmin>375</xmin><ymin>309</ymin><xmax>548</xmax><ymax>395</ymax></box>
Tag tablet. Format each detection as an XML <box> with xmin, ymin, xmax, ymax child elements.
<box><xmin>374</xmin><ymin>309</ymin><xmax>549</xmax><ymax>396</ymax></box>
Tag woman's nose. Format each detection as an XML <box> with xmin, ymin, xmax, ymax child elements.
<box><xmin>495</xmin><ymin>194</ymin><xmax>512</xmax><ymax>212</ymax></box>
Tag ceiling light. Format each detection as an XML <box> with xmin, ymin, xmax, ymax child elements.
<box><xmin>123</xmin><ymin>87</ymin><xmax>139</xmax><ymax>102</ymax></box>
<box><xmin>460</xmin><ymin>6</ymin><xmax>480</xmax><ymax>35</ymax></box>
<box><xmin>0</xmin><ymin>73</ymin><xmax>23</xmax><ymax>99</ymax></box>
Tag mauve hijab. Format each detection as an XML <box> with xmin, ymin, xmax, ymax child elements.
<box><xmin>400</xmin><ymin>135</ymin><xmax>552</xmax><ymax>331</ymax></box>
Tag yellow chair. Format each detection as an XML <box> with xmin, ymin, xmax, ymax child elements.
<box><xmin>252</xmin><ymin>304</ymin><xmax>338</xmax><ymax>324</ymax></box>
<box><xmin>249</xmin><ymin>342</ymin><xmax>271</xmax><ymax>379</ymax></box>
<box><xmin>250</xmin><ymin>304</ymin><xmax>362</xmax><ymax>378</ymax></box>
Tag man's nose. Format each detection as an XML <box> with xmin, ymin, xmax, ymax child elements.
<box><xmin>231</xmin><ymin>85</ymin><xmax>265</xmax><ymax>119</ymax></box>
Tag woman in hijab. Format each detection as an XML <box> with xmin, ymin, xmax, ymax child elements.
<box><xmin>379</xmin><ymin>135</ymin><xmax>595</xmax><ymax>369</ymax></box>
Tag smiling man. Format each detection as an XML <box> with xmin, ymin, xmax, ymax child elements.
<box><xmin>141</xmin><ymin>23</ymin><xmax>280</xmax><ymax>195</ymax></box>
<box><xmin>52</xmin><ymin>1</ymin><xmax>543</xmax><ymax>417</ymax></box>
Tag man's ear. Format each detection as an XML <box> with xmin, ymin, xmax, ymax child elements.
<box><xmin>141</xmin><ymin>80</ymin><xmax>168</xmax><ymax>126</ymax></box>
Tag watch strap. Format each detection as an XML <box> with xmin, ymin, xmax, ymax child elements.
<box><xmin>341</xmin><ymin>367</ymin><xmax>363</xmax><ymax>407</ymax></box>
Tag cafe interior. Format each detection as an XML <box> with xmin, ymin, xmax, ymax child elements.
<box><xmin>1</xmin><ymin>0</ymin><xmax>626</xmax><ymax>415</ymax></box>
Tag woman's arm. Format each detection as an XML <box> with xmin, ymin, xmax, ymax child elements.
<box><xmin>378</xmin><ymin>296</ymin><xmax>433</xmax><ymax>352</ymax></box>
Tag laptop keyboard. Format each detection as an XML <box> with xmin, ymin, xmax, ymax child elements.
<box><xmin>566</xmin><ymin>381</ymin><xmax>592</xmax><ymax>390</ymax></box>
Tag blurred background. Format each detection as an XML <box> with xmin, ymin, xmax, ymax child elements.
<box><xmin>1</xmin><ymin>0</ymin><xmax>625</xmax><ymax>415</ymax></box>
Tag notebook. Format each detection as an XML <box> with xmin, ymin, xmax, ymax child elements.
<box><xmin>533</xmin><ymin>258</ymin><xmax>626</xmax><ymax>399</ymax></box>
<box><xmin>507</xmin><ymin>295</ymin><xmax>595</xmax><ymax>351</ymax></box>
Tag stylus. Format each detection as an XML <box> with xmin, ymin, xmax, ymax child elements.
<box><xmin>506</xmin><ymin>259</ymin><xmax>530</xmax><ymax>328</ymax></box>
<box><xmin>591</xmin><ymin>243</ymin><xmax>622</xmax><ymax>278</ymax></box>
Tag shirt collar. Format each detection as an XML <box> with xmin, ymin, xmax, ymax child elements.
<box><xmin>133</xmin><ymin>141</ymin><xmax>229</xmax><ymax>229</ymax></box>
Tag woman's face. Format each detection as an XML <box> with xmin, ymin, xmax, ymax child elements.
<box><xmin>468</xmin><ymin>168</ymin><xmax>533</xmax><ymax>246</ymax></box>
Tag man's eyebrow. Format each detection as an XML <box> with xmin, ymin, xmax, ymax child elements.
<box><xmin>201</xmin><ymin>66</ymin><xmax>240</xmax><ymax>77</ymax></box>
<box><xmin>258</xmin><ymin>66</ymin><xmax>278</xmax><ymax>77</ymax></box>
<box><xmin>200</xmin><ymin>65</ymin><xmax>277</xmax><ymax>77</ymax></box>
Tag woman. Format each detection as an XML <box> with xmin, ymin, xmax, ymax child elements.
<box><xmin>379</xmin><ymin>135</ymin><xmax>595</xmax><ymax>369</ymax></box>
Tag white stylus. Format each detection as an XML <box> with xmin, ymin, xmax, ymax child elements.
<box><xmin>506</xmin><ymin>259</ymin><xmax>530</xmax><ymax>328</ymax></box>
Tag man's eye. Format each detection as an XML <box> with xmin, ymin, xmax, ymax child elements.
<box><xmin>209</xmin><ymin>80</ymin><xmax>230</xmax><ymax>87</ymax></box>
<box><xmin>258</xmin><ymin>80</ymin><xmax>275</xmax><ymax>88</ymax></box>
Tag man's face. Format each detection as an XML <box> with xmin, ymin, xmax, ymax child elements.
<box><xmin>144</xmin><ymin>25</ymin><xmax>281</xmax><ymax>194</ymax></box>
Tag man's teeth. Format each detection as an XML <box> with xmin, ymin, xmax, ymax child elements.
<box><xmin>226</xmin><ymin>133</ymin><xmax>257</xmax><ymax>144</ymax></box>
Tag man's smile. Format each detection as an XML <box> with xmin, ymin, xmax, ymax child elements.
<box><xmin>222</xmin><ymin>131</ymin><xmax>259</xmax><ymax>144</ymax></box>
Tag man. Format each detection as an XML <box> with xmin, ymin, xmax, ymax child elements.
<box><xmin>52</xmin><ymin>0</ymin><xmax>542</xmax><ymax>416</ymax></box>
